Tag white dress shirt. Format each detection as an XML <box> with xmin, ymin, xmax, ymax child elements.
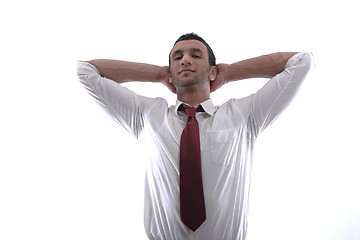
<box><xmin>77</xmin><ymin>52</ymin><xmax>312</xmax><ymax>240</ymax></box>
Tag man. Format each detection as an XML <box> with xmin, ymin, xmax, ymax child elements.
<box><xmin>77</xmin><ymin>33</ymin><xmax>312</xmax><ymax>240</ymax></box>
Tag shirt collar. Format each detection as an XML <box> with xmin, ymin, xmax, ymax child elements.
<box><xmin>175</xmin><ymin>99</ymin><xmax>216</xmax><ymax>117</ymax></box>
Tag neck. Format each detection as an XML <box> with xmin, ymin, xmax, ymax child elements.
<box><xmin>176</xmin><ymin>84</ymin><xmax>210</xmax><ymax>106</ymax></box>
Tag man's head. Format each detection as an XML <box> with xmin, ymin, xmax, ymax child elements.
<box><xmin>169</xmin><ymin>33</ymin><xmax>217</xmax><ymax>91</ymax></box>
<box><xmin>169</xmin><ymin>33</ymin><xmax>216</xmax><ymax>67</ymax></box>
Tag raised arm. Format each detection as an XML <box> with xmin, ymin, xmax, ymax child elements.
<box><xmin>220</xmin><ymin>52</ymin><xmax>312</xmax><ymax>136</ymax></box>
<box><xmin>86</xmin><ymin>59</ymin><xmax>176</xmax><ymax>93</ymax></box>
<box><xmin>211</xmin><ymin>52</ymin><xmax>298</xmax><ymax>92</ymax></box>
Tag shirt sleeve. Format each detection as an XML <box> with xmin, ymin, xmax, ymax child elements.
<box><xmin>76</xmin><ymin>62</ymin><xmax>160</xmax><ymax>139</ymax></box>
<box><xmin>248</xmin><ymin>52</ymin><xmax>313</xmax><ymax>137</ymax></box>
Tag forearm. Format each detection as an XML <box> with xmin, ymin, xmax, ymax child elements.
<box><xmin>87</xmin><ymin>59</ymin><xmax>168</xmax><ymax>84</ymax></box>
<box><xmin>228</xmin><ymin>52</ymin><xmax>298</xmax><ymax>81</ymax></box>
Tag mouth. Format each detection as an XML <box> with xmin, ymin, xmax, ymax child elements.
<box><xmin>179</xmin><ymin>69</ymin><xmax>195</xmax><ymax>74</ymax></box>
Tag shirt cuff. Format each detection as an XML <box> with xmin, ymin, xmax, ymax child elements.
<box><xmin>285</xmin><ymin>51</ymin><xmax>312</xmax><ymax>69</ymax></box>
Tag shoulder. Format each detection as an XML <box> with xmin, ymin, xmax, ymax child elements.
<box><xmin>138</xmin><ymin>96</ymin><xmax>169</xmax><ymax>117</ymax></box>
<box><xmin>215</xmin><ymin>97</ymin><xmax>254</xmax><ymax>122</ymax></box>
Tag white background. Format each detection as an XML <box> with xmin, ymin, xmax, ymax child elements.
<box><xmin>1</xmin><ymin>0</ymin><xmax>359</xmax><ymax>239</ymax></box>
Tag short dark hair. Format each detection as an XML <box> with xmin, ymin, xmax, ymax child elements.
<box><xmin>169</xmin><ymin>33</ymin><xmax>216</xmax><ymax>66</ymax></box>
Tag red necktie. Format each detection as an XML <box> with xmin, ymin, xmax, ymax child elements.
<box><xmin>180</xmin><ymin>106</ymin><xmax>206</xmax><ymax>232</ymax></box>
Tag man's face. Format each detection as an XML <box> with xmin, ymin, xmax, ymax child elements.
<box><xmin>169</xmin><ymin>40</ymin><xmax>216</xmax><ymax>89</ymax></box>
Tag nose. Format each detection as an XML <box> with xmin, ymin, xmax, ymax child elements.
<box><xmin>181</xmin><ymin>54</ymin><xmax>192</xmax><ymax>66</ymax></box>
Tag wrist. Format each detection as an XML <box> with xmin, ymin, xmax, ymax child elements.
<box><xmin>158</xmin><ymin>66</ymin><xmax>170</xmax><ymax>83</ymax></box>
<box><xmin>225</xmin><ymin>63</ymin><xmax>236</xmax><ymax>82</ymax></box>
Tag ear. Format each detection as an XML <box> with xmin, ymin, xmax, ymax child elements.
<box><xmin>209</xmin><ymin>66</ymin><xmax>217</xmax><ymax>82</ymax></box>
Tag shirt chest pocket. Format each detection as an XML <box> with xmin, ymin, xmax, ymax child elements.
<box><xmin>206</xmin><ymin>129</ymin><xmax>236</xmax><ymax>166</ymax></box>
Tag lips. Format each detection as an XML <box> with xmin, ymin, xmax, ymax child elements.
<box><xmin>179</xmin><ymin>69</ymin><xmax>195</xmax><ymax>74</ymax></box>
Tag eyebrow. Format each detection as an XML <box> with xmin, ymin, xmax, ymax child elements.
<box><xmin>171</xmin><ymin>48</ymin><xmax>204</xmax><ymax>57</ymax></box>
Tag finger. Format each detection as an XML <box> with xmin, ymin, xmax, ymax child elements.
<box><xmin>165</xmin><ymin>82</ymin><xmax>177</xmax><ymax>94</ymax></box>
<box><xmin>210</xmin><ymin>81</ymin><xmax>220</xmax><ymax>93</ymax></box>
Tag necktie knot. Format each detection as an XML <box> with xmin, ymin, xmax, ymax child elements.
<box><xmin>183</xmin><ymin>106</ymin><xmax>204</xmax><ymax>118</ymax></box>
<box><xmin>184</xmin><ymin>107</ymin><xmax>197</xmax><ymax>118</ymax></box>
